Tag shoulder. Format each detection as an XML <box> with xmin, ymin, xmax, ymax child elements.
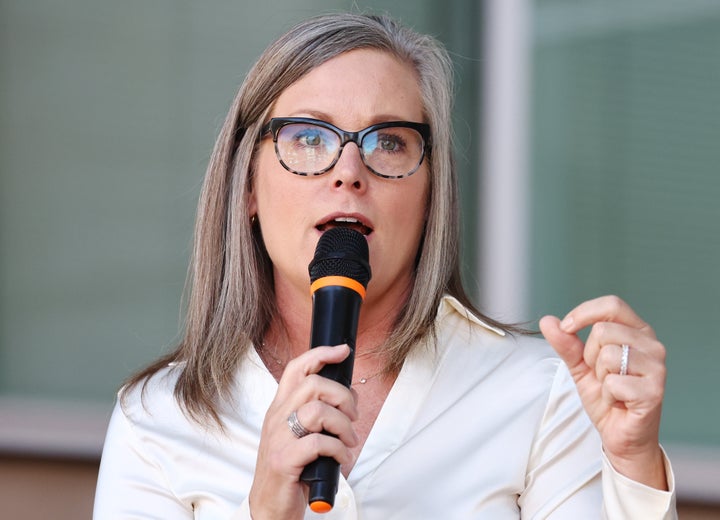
<box><xmin>437</xmin><ymin>295</ymin><xmax>558</xmax><ymax>361</ymax></box>
<box><xmin>434</xmin><ymin>295</ymin><xmax>565</xmax><ymax>392</ymax></box>
<box><xmin>407</xmin><ymin>298</ymin><xmax>584</xmax><ymax>449</ymax></box>
<box><xmin>117</xmin><ymin>363</ymin><xmax>186</xmax><ymax>428</ymax></box>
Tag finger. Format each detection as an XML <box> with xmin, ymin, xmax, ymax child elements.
<box><xmin>285</xmin><ymin>374</ymin><xmax>359</xmax><ymax>421</ymax></box>
<box><xmin>594</xmin><ymin>344</ymin><xmax>658</xmax><ymax>381</ymax></box>
<box><xmin>288</xmin><ymin>344</ymin><xmax>352</xmax><ymax>379</ymax></box>
<box><xmin>602</xmin><ymin>373</ymin><xmax>666</xmax><ymax>412</ymax></box>
<box><xmin>295</xmin><ymin>401</ymin><xmax>360</xmax><ymax>447</ymax></box>
<box><xmin>539</xmin><ymin>315</ymin><xmax>590</xmax><ymax>379</ymax></box>
<box><xmin>595</xmin><ymin>344</ymin><xmax>624</xmax><ymax>381</ymax></box>
<box><xmin>583</xmin><ymin>321</ymin><xmax>664</xmax><ymax>369</ymax></box>
<box><xmin>278</xmin><ymin>430</ymin><xmax>356</xmax><ymax>473</ymax></box>
<box><xmin>297</xmin><ymin>433</ymin><xmax>356</xmax><ymax>469</ymax></box>
<box><xmin>559</xmin><ymin>295</ymin><xmax>654</xmax><ymax>338</ymax></box>
<box><xmin>277</xmin><ymin>345</ymin><xmax>352</xmax><ymax>395</ymax></box>
<box><xmin>600</xmin><ymin>344</ymin><xmax>666</xmax><ymax>381</ymax></box>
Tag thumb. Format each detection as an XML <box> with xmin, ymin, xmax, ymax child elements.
<box><xmin>539</xmin><ymin>315</ymin><xmax>588</xmax><ymax>377</ymax></box>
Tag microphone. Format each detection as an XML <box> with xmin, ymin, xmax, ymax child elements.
<box><xmin>300</xmin><ymin>227</ymin><xmax>371</xmax><ymax>513</ymax></box>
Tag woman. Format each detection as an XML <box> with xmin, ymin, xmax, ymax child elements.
<box><xmin>94</xmin><ymin>13</ymin><xmax>676</xmax><ymax>519</ymax></box>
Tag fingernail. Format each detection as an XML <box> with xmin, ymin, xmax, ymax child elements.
<box><xmin>560</xmin><ymin>316</ymin><xmax>574</xmax><ymax>332</ymax></box>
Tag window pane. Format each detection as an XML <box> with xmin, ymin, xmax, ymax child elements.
<box><xmin>530</xmin><ymin>2</ymin><xmax>720</xmax><ymax>446</ymax></box>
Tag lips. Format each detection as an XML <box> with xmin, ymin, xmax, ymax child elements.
<box><xmin>316</xmin><ymin>216</ymin><xmax>373</xmax><ymax>236</ymax></box>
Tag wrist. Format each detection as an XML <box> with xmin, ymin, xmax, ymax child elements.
<box><xmin>604</xmin><ymin>444</ymin><xmax>668</xmax><ymax>490</ymax></box>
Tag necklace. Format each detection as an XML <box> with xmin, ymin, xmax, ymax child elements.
<box><xmin>257</xmin><ymin>343</ymin><xmax>384</xmax><ymax>385</ymax></box>
<box><xmin>354</xmin><ymin>370</ymin><xmax>385</xmax><ymax>385</ymax></box>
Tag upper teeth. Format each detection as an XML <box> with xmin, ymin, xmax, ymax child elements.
<box><xmin>334</xmin><ymin>217</ymin><xmax>359</xmax><ymax>224</ymax></box>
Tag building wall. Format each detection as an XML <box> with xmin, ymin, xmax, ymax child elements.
<box><xmin>1</xmin><ymin>457</ymin><xmax>718</xmax><ymax>519</ymax></box>
<box><xmin>2</xmin><ymin>0</ymin><xmax>719</xmax><ymax>512</ymax></box>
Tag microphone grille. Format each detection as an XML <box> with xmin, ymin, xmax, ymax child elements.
<box><xmin>309</xmin><ymin>227</ymin><xmax>371</xmax><ymax>287</ymax></box>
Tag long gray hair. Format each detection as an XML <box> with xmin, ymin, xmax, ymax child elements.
<box><xmin>127</xmin><ymin>13</ymin><xmax>508</xmax><ymax>425</ymax></box>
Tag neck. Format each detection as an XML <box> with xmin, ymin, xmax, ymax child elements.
<box><xmin>262</xmin><ymin>272</ymin><xmax>412</xmax><ymax>372</ymax></box>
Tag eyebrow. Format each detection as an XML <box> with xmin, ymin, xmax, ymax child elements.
<box><xmin>278</xmin><ymin>110</ymin><xmax>417</xmax><ymax>129</ymax></box>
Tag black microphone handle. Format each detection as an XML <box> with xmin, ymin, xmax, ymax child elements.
<box><xmin>300</xmin><ymin>283</ymin><xmax>362</xmax><ymax>512</ymax></box>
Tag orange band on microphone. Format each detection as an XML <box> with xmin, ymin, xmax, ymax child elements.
<box><xmin>309</xmin><ymin>500</ymin><xmax>333</xmax><ymax>514</ymax></box>
<box><xmin>310</xmin><ymin>276</ymin><xmax>366</xmax><ymax>299</ymax></box>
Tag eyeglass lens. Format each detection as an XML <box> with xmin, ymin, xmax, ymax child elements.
<box><xmin>274</xmin><ymin>122</ymin><xmax>425</xmax><ymax>178</ymax></box>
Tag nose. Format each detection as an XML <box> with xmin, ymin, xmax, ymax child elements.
<box><xmin>329</xmin><ymin>142</ymin><xmax>368</xmax><ymax>191</ymax></box>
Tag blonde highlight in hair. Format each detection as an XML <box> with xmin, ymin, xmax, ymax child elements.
<box><xmin>125</xmin><ymin>13</ymin><xmax>509</xmax><ymax>425</ymax></box>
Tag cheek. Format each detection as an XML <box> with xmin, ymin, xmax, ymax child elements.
<box><xmin>256</xmin><ymin>180</ymin><xmax>310</xmax><ymax>224</ymax></box>
<box><xmin>394</xmin><ymin>175</ymin><xmax>429</xmax><ymax>230</ymax></box>
<box><xmin>254</xmin><ymin>150</ymin><xmax>300</xmax><ymax>215</ymax></box>
<box><xmin>252</xmin><ymin>166</ymin><xmax>317</xmax><ymax>273</ymax></box>
<box><xmin>378</xmin><ymin>177</ymin><xmax>429</xmax><ymax>254</ymax></box>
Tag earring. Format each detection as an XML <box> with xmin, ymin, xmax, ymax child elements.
<box><xmin>250</xmin><ymin>214</ymin><xmax>257</xmax><ymax>225</ymax></box>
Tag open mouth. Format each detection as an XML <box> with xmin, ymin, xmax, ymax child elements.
<box><xmin>316</xmin><ymin>217</ymin><xmax>373</xmax><ymax>236</ymax></box>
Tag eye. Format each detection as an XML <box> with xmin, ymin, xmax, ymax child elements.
<box><xmin>379</xmin><ymin>136</ymin><xmax>402</xmax><ymax>151</ymax></box>
<box><xmin>375</xmin><ymin>132</ymin><xmax>407</xmax><ymax>153</ymax></box>
<box><xmin>294</xmin><ymin>128</ymin><xmax>324</xmax><ymax>147</ymax></box>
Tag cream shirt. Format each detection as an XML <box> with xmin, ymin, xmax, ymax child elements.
<box><xmin>94</xmin><ymin>296</ymin><xmax>677</xmax><ymax>519</ymax></box>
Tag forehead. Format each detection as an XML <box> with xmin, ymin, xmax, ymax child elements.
<box><xmin>270</xmin><ymin>48</ymin><xmax>425</xmax><ymax>125</ymax></box>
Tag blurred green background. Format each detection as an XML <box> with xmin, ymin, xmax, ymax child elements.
<box><xmin>1</xmin><ymin>0</ymin><xmax>718</xmax><ymax>453</ymax></box>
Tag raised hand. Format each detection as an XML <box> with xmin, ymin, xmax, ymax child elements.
<box><xmin>539</xmin><ymin>295</ymin><xmax>668</xmax><ymax>490</ymax></box>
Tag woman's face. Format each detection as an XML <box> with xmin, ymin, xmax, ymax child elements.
<box><xmin>250</xmin><ymin>49</ymin><xmax>429</xmax><ymax>310</ymax></box>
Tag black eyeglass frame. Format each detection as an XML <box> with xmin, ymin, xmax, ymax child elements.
<box><xmin>261</xmin><ymin>117</ymin><xmax>431</xmax><ymax>179</ymax></box>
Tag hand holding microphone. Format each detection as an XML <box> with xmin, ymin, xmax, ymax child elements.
<box><xmin>248</xmin><ymin>227</ymin><xmax>370</xmax><ymax>518</ymax></box>
<box><xmin>300</xmin><ymin>226</ymin><xmax>372</xmax><ymax>513</ymax></box>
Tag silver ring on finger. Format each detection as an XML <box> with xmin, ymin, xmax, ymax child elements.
<box><xmin>620</xmin><ymin>344</ymin><xmax>630</xmax><ymax>376</ymax></box>
<box><xmin>288</xmin><ymin>410</ymin><xmax>311</xmax><ymax>438</ymax></box>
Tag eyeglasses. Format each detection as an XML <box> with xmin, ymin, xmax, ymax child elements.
<box><xmin>261</xmin><ymin>117</ymin><xmax>431</xmax><ymax>179</ymax></box>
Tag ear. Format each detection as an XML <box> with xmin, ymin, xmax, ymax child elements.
<box><xmin>248</xmin><ymin>189</ymin><xmax>257</xmax><ymax>218</ymax></box>
<box><xmin>247</xmin><ymin>168</ymin><xmax>258</xmax><ymax>218</ymax></box>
